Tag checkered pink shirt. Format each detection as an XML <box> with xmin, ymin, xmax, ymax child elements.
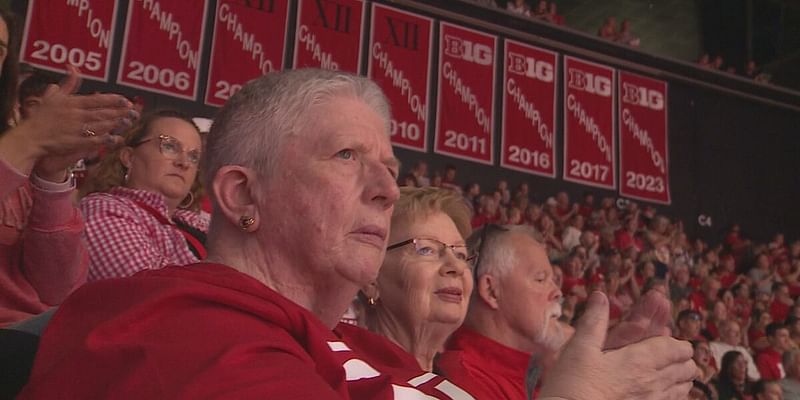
<box><xmin>81</xmin><ymin>187</ymin><xmax>209</xmax><ymax>281</ymax></box>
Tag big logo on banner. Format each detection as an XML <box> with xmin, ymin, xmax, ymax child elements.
<box><xmin>501</xmin><ymin>39</ymin><xmax>558</xmax><ymax>178</ymax></box>
<box><xmin>368</xmin><ymin>4</ymin><xmax>433</xmax><ymax>153</ymax></box>
<box><xmin>118</xmin><ymin>0</ymin><xmax>208</xmax><ymax>100</ymax></box>
<box><xmin>205</xmin><ymin>0</ymin><xmax>290</xmax><ymax>107</ymax></box>
<box><xmin>434</xmin><ymin>22</ymin><xmax>496</xmax><ymax>165</ymax></box>
<box><xmin>294</xmin><ymin>0</ymin><xmax>364</xmax><ymax>73</ymax></box>
<box><xmin>563</xmin><ymin>56</ymin><xmax>616</xmax><ymax>189</ymax></box>
<box><xmin>619</xmin><ymin>71</ymin><xmax>670</xmax><ymax>204</ymax></box>
<box><xmin>21</xmin><ymin>0</ymin><xmax>119</xmax><ymax>81</ymax></box>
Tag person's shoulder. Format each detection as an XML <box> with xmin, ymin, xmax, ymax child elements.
<box><xmin>80</xmin><ymin>190</ymin><xmax>140</xmax><ymax>216</ymax></box>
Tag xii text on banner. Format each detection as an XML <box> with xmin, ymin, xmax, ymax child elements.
<box><xmin>293</xmin><ymin>0</ymin><xmax>364</xmax><ymax>73</ymax></box>
<box><xmin>368</xmin><ymin>4</ymin><xmax>433</xmax><ymax>153</ymax></box>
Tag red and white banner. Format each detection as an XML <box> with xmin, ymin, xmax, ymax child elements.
<box><xmin>205</xmin><ymin>0</ymin><xmax>290</xmax><ymax>107</ymax></box>
<box><xmin>501</xmin><ymin>39</ymin><xmax>557</xmax><ymax>177</ymax></box>
<box><xmin>20</xmin><ymin>0</ymin><xmax>119</xmax><ymax>81</ymax></box>
<box><xmin>117</xmin><ymin>0</ymin><xmax>209</xmax><ymax>100</ymax></box>
<box><xmin>293</xmin><ymin>0</ymin><xmax>365</xmax><ymax>74</ymax></box>
<box><xmin>434</xmin><ymin>22</ymin><xmax>496</xmax><ymax>165</ymax></box>
<box><xmin>368</xmin><ymin>4</ymin><xmax>433</xmax><ymax>152</ymax></box>
<box><xmin>563</xmin><ymin>56</ymin><xmax>615</xmax><ymax>189</ymax></box>
<box><xmin>618</xmin><ymin>71</ymin><xmax>670</xmax><ymax>204</ymax></box>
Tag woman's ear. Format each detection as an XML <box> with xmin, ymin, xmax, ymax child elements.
<box><xmin>119</xmin><ymin>146</ymin><xmax>134</xmax><ymax>170</ymax></box>
<box><xmin>212</xmin><ymin>165</ymin><xmax>262</xmax><ymax>231</ymax></box>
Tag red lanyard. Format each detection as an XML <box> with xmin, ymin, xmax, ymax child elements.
<box><xmin>133</xmin><ymin>201</ymin><xmax>207</xmax><ymax>259</ymax></box>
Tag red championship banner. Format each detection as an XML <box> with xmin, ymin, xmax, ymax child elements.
<box><xmin>434</xmin><ymin>22</ymin><xmax>497</xmax><ymax>165</ymax></box>
<box><xmin>117</xmin><ymin>0</ymin><xmax>209</xmax><ymax>100</ymax></box>
<box><xmin>563</xmin><ymin>56</ymin><xmax>616</xmax><ymax>189</ymax></box>
<box><xmin>205</xmin><ymin>0</ymin><xmax>290</xmax><ymax>107</ymax></box>
<box><xmin>368</xmin><ymin>4</ymin><xmax>433</xmax><ymax>152</ymax></box>
<box><xmin>20</xmin><ymin>0</ymin><xmax>119</xmax><ymax>81</ymax></box>
<box><xmin>501</xmin><ymin>39</ymin><xmax>557</xmax><ymax>177</ymax></box>
<box><xmin>293</xmin><ymin>0</ymin><xmax>365</xmax><ymax>73</ymax></box>
<box><xmin>618</xmin><ymin>71</ymin><xmax>670</xmax><ymax>204</ymax></box>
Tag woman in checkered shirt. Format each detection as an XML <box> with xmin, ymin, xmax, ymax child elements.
<box><xmin>79</xmin><ymin>110</ymin><xmax>209</xmax><ymax>281</ymax></box>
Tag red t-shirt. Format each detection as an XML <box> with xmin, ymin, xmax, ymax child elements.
<box><xmin>756</xmin><ymin>348</ymin><xmax>785</xmax><ymax>380</ymax></box>
<box><xmin>770</xmin><ymin>300</ymin><xmax>791</xmax><ymax>323</ymax></box>
<box><xmin>689</xmin><ymin>291</ymin><xmax>707</xmax><ymax>312</ymax></box>
<box><xmin>719</xmin><ymin>272</ymin><xmax>738</xmax><ymax>289</ymax></box>
<box><xmin>20</xmin><ymin>263</ymin><xmax>475</xmax><ymax>399</ymax></box>
<box><xmin>437</xmin><ymin>327</ymin><xmax>535</xmax><ymax>400</ymax></box>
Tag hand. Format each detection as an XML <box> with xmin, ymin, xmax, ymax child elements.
<box><xmin>605</xmin><ymin>289</ymin><xmax>672</xmax><ymax>350</ymax></box>
<box><xmin>539</xmin><ymin>292</ymin><xmax>696</xmax><ymax>400</ymax></box>
<box><xmin>2</xmin><ymin>65</ymin><xmax>133</xmax><ymax>175</ymax></box>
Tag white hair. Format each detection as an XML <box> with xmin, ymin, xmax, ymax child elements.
<box><xmin>203</xmin><ymin>68</ymin><xmax>390</xmax><ymax>189</ymax></box>
<box><xmin>467</xmin><ymin>224</ymin><xmax>545</xmax><ymax>279</ymax></box>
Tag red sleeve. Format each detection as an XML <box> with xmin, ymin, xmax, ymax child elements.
<box><xmin>756</xmin><ymin>353</ymin><xmax>781</xmax><ymax>381</ymax></box>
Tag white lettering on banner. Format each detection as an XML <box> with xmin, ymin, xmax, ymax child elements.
<box><xmin>506</xmin><ymin>78</ymin><xmax>553</xmax><ymax>149</ymax></box>
<box><xmin>507</xmin><ymin>51</ymin><xmax>553</xmax><ymax>82</ymax></box>
<box><xmin>136</xmin><ymin>0</ymin><xmax>200</xmax><ymax>70</ymax></box>
<box><xmin>298</xmin><ymin>24</ymin><xmax>339</xmax><ymax>70</ymax></box>
<box><xmin>66</xmin><ymin>0</ymin><xmax>111</xmax><ymax>49</ymax></box>
<box><xmin>372</xmin><ymin>42</ymin><xmax>426</xmax><ymax>123</ymax></box>
<box><xmin>218</xmin><ymin>3</ymin><xmax>274</xmax><ymax>74</ymax></box>
<box><xmin>442</xmin><ymin>61</ymin><xmax>491</xmax><ymax>134</ymax></box>
<box><xmin>567</xmin><ymin>68</ymin><xmax>611</xmax><ymax>97</ymax></box>
<box><xmin>621</xmin><ymin>108</ymin><xmax>666</xmax><ymax>173</ymax></box>
<box><xmin>442</xmin><ymin>35</ymin><xmax>492</xmax><ymax>66</ymax></box>
<box><xmin>566</xmin><ymin>94</ymin><xmax>612</xmax><ymax>162</ymax></box>
<box><xmin>621</xmin><ymin>82</ymin><xmax>664</xmax><ymax>110</ymax></box>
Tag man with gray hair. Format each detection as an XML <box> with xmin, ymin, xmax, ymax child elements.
<box><xmin>437</xmin><ymin>224</ymin><xmax>687</xmax><ymax>399</ymax></box>
<box><xmin>781</xmin><ymin>349</ymin><xmax>800</xmax><ymax>399</ymax></box>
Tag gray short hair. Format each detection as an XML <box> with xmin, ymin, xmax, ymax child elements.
<box><xmin>203</xmin><ymin>68</ymin><xmax>390</xmax><ymax>188</ymax></box>
<box><xmin>467</xmin><ymin>224</ymin><xmax>544</xmax><ymax>279</ymax></box>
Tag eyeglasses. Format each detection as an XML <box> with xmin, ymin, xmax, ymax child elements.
<box><xmin>131</xmin><ymin>134</ymin><xmax>201</xmax><ymax>165</ymax></box>
<box><xmin>387</xmin><ymin>237</ymin><xmax>475</xmax><ymax>265</ymax></box>
<box><xmin>471</xmin><ymin>224</ymin><xmax>509</xmax><ymax>285</ymax></box>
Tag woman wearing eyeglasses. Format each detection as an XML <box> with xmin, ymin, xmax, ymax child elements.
<box><xmin>336</xmin><ymin>186</ymin><xmax>474</xmax><ymax>373</ymax></box>
<box><xmin>80</xmin><ymin>110</ymin><xmax>208</xmax><ymax>281</ymax></box>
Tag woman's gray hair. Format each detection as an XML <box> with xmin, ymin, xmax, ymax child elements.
<box><xmin>203</xmin><ymin>68</ymin><xmax>391</xmax><ymax>188</ymax></box>
<box><xmin>467</xmin><ymin>225</ymin><xmax>544</xmax><ymax>279</ymax></box>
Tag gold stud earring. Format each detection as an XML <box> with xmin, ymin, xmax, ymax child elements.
<box><xmin>239</xmin><ymin>216</ymin><xmax>255</xmax><ymax>231</ymax></box>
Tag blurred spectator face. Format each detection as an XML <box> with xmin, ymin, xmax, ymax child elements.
<box><xmin>497</xmin><ymin>180</ymin><xmax>508</xmax><ymax>191</ymax></box>
<box><xmin>757</xmin><ymin>312</ymin><xmax>773</xmax><ymax>329</ymax></box>
<box><xmin>526</xmin><ymin>204</ymin><xmax>542</xmax><ymax>222</ymax></box>
<box><xmin>706</xmin><ymin>279</ymin><xmax>721</xmax><ymax>301</ymax></box>
<box><xmin>790</xmin><ymin>241</ymin><xmax>800</xmax><ymax>257</ymax></box>
<box><xmin>589</xmin><ymin>210</ymin><xmax>606</xmax><ymax>229</ymax></box>
<box><xmin>484</xmin><ymin>198</ymin><xmax>498</xmax><ymax>215</ymax></box>
<box><xmin>600</xmin><ymin>197</ymin><xmax>614</xmax><ymax>209</ymax></box>
<box><xmin>721</xmin><ymin>290</ymin><xmax>735</xmax><ymax>310</ymax></box>
<box><xmin>712</xmin><ymin>300</ymin><xmax>728</xmax><ymax>321</ymax></box>
<box><xmin>713</xmin><ymin>56</ymin><xmax>724</xmax><ymax>69</ymax></box>
<box><xmin>571</xmin><ymin>215</ymin><xmax>584</xmax><ymax>229</ymax></box>
<box><xmin>445</xmin><ymin>167</ymin><xmax>456</xmax><ymax>182</ymax></box>
<box><xmin>539</xmin><ymin>214</ymin><xmax>554</xmax><ymax>232</ymax></box>
<box><xmin>579</xmin><ymin>231</ymin><xmax>596</xmax><ymax>248</ymax></box>
<box><xmin>556</xmin><ymin>191</ymin><xmax>569</xmax><ymax>208</ymax></box>
<box><xmin>549</xmin><ymin>2</ymin><xmax>557</xmax><ymax>14</ymax></box>
<box><xmin>699</xmin><ymin>53</ymin><xmax>710</xmax><ymax>65</ymax></box>
<box><xmin>431</xmin><ymin>174</ymin><xmax>442</xmax><ymax>187</ymax></box>
<box><xmin>679</xmin><ymin>312</ymin><xmax>702</xmax><ymax>338</ymax></box>
<box><xmin>401</xmin><ymin>175</ymin><xmax>418</xmax><ymax>187</ymax></box>
<box><xmin>757</xmin><ymin>254</ymin><xmax>771</xmax><ymax>270</ymax></box>
<box><xmin>606</xmin><ymin>208</ymin><xmax>619</xmax><ymax>224</ymax></box>
<box><xmin>731</xmin><ymin>354</ymin><xmax>747</xmax><ymax>381</ymax></box>
<box><xmin>519</xmin><ymin>182</ymin><xmax>529</xmax><ymax>195</ymax></box>
<box><xmin>536</xmin><ymin>0</ymin><xmax>547</xmax><ymax>12</ymax></box>
<box><xmin>734</xmin><ymin>283</ymin><xmax>750</xmax><ymax>300</ymax></box>
<box><xmin>721</xmin><ymin>321</ymin><xmax>742</xmax><ymax>346</ymax></box>
<box><xmin>769</xmin><ymin>327</ymin><xmax>792</xmax><ymax>352</ymax></box>
<box><xmin>625</xmin><ymin>217</ymin><xmax>638</xmax><ymax>232</ymax></box>
<box><xmin>583</xmin><ymin>193</ymin><xmax>594</xmax><ymax>206</ymax></box>
<box><xmin>675</xmin><ymin>267</ymin><xmax>690</xmax><ymax>286</ymax></box>
<box><xmin>605</xmin><ymin>271</ymin><xmax>620</xmax><ymax>294</ymax></box>
<box><xmin>757</xmin><ymin>382</ymin><xmax>783</xmax><ymax>400</ymax></box>
<box><xmin>121</xmin><ymin>117</ymin><xmax>202</xmax><ymax>204</ymax></box>
<box><xmin>467</xmin><ymin>183</ymin><xmax>480</xmax><ymax>196</ymax></box>
<box><xmin>565</xmin><ymin>255</ymin><xmax>582</xmax><ymax>278</ymax></box>
<box><xmin>641</xmin><ymin>262</ymin><xmax>656</xmax><ymax>279</ymax></box>
<box><xmin>413</xmin><ymin>161</ymin><xmax>428</xmax><ymax>177</ymax></box>
<box><xmin>508</xmin><ymin>207</ymin><xmax>522</xmax><ymax>224</ymax></box>
<box><xmin>721</xmin><ymin>256</ymin><xmax>736</xmax><ymax>272</ymax></box>
<box><xmin>493</xmin><ymin>191</ymin><xmax>502</xmax><ymax>203</ymax></box>
<box><xmin>692</xmin><ymin>340</ymin><xmax>712</xmax><ymax>366</ymax></box>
